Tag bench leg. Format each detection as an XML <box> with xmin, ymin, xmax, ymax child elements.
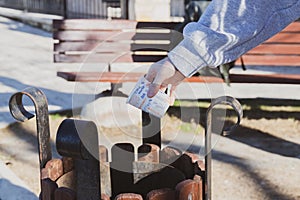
<box><xmin>111</xmin><ymin>83</ymin><xmax>122</xmax><ymax>93</ymax></box>
<box><xmin>142</xmin><ymin>112</ymin><xmax>161</xmax><ymax>148</ymax></box>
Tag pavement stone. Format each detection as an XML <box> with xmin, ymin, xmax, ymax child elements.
<box><xmin>0</xmin><ymin>7</ymin><xmax>62</xmax><ymax>31</ymax></box>
<box><xmin>0</xmin><ymin>8</ymin><xmax>65</xmax><ymax>199</ymax></box>
<box><xmin>0</xmin><ymin>162</ymin><xmax>38</xmax><ymax>200</ymax></box>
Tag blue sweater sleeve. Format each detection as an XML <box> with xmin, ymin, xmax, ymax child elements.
<box><xmin>168</xmin><ymin>0</ymin><xmax>300</xmax><ymax>77</ymax></box>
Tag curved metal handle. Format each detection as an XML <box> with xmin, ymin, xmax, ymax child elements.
<box><xmin>207</xmin><ymin>95</ymin><xmax>243</xmax><ymax>135</ymax></box>
<box><xmin>205</xmin><ymin>96</ymin><xmax>243</xmax><ymax>200</ymax></box>
<box><xmin>9</xmin><ymin>87</ymin><xmax>52</xmax><ymax>169</ymax></box>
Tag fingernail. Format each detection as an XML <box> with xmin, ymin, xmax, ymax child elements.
<box><xmin>147</xmin><ymin>89</ymin><xmax>155</xmax><ymax>98</ymax></box>
<box><xmin>147</xmin><ymin>84</ymin><xmax>156</xmax><ymax>97</ymax></box>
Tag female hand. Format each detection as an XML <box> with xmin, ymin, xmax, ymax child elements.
<box><xmin>145</xmin><ymin>57</ymin><xmax>186</xmax><ymax>99</ymax></box>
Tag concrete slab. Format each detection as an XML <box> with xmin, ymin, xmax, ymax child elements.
<box><xmin>0</xmin><ymin>7</ymin><xmax>62</xmax><ymax>31</ymax></box>
<box><xmin>0</xmin><ymin>161</ymin><xmax>38</xmax><ymax>200</ymax></box>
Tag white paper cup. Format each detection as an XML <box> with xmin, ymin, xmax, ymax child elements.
<box><xmin>127</xmin><ymin>76</ymin><xmax>171</xmax><ymax>118</ymax></box>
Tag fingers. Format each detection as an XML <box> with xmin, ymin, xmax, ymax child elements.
<box><xmin>147</xmin><ymin>73</ymin><xmax>171</xmax><ymax>98</ymax></box>
<box><xmin>147</xmin><ymin>83</ymin><xmax>160</xmax><ymax>98</ymax></box>
<box><xmin>169</xmin><ymin>85</ymin><xmax>177</xmax><ymax>105</ymax></box>
<box><xmin>145</xmin><ymin>57</ymin><xmax>185</xmax><ymax>98</ymax></box>
<box><xmin>147</xmin><ymin>72</ymin><xmax>170</xmax><ymax>97</ymax></box>
<box><xmin>145</xmin><ymin>57</ymin><xmax>167</xmax><ymax>82</ymax></box>
<box><xmin>145</xmin><ymin>68</ymin><xmax>156</xmax><ymax>83</ymax></box>
<box><xmin>145</xmin><ymin>64</ymin><xmax>161</xmax><ymax>97</ymax></box>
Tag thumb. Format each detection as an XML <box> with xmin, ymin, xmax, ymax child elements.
<box><xmin>147</xmin><ymin>83</ymin><xmax>160</xmax><ymax>98</ymax></box>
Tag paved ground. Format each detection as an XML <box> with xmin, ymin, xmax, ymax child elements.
<box><xmin>0</xmin><ymin>8</ymin><xmax>74</xmax><ymax>198</ymax></box>
<box><xmin>0</xmin><ymin>8</ymin><xmax>112</xmax><ymax>129</ymax></box>
<box><xmin>0</xmin><ymin>161</ymin><xmax>37</xmax><ymax>200</ymax></box>
<box><xmin>0</xmin><ymin>7</ymin><xmax>299</xmax><ymax>199</ymax></box>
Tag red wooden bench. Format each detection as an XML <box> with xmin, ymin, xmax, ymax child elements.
<box><xmin>54</xmin><ymin>19</ymin><xmax>300</xmax><ymax>86</ymax></box>
<box><xmin>233</xmin><ymin>21</ymin><xmax>300</xmax><ymax>84</ymax></box>
<box><xmin>50</xmin><ymin>19</ymin><xmax>249</xmax><ymax>200</ymax></box>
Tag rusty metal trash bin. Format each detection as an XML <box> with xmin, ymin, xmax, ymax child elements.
<box><xmin>9</xmin><ymin>87</ymin><xmax>242</xmax><ymax>200</ymax></box>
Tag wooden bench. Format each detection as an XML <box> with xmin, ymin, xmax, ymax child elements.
<box><xmin>54</xmin><ymin>19</ymin><xmax>300</xmax><ymax>86</ymax></box>
<box><xmin>233</xmin><ymin>20</ymin><xmax>300</xmax><ymax>84</ymax></box>
<box><xmin>53</xmin><ymin>19</ymin><xmax>224</xmax><ymax>86</ymax></box>
<box><xmin>50</xmin><ymin>19</ymin><xmax>248</xmax><ymax>200</ymax></box>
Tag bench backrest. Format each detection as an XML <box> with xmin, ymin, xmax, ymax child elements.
<box><xmin>236</xmin><ymin>21</ymin><xmax>300</xmax><ymax>66</ymax></box>
<box><xmin>53</xmin><ymin>19</ymin><xmax>300</xmax><ymax>84</ymax></box>
<box><xmin>53</xmin><ymin>19</ymin><xmax>184</xmax><ymax>65</ymax></box>
<box><xmin>54</xmin><ymin>19</ymin><xmax>300</xmax><ymax>67</ymax></box>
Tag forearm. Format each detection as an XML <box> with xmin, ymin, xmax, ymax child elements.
<box><xmin>168</xmin><ymin>0</ymin><xmax>300</xmax><ymax>77</ymax></box>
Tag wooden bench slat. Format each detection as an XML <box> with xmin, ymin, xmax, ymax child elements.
<box><xmin>53</xmin><ymin>19</ymin><xmax>139</xmax><ymax>30</ymax></box>
<box><xmin>53</xmin><ymin>30</ymin><xmax>125</xmax><ymax>41</ymax></box>
<box><xmin>54</xmin><ymin>53</ymin><xmax>167</xmax><ymax>63</ymax></box>
<box><xmin>247</xmin><ymin>44</ymin><xmax>300</xmax><ymax>55</ymax></box>
<box><xmin>57</xmin><ymin>71</ymin><xmax>224</xmax><ymax>83</ymax></box>
<box><xmin>54</xmin><ymin>42</ymin><xmax>174</xmax><ymax>52</ymax></box>
<box><xmin>54</xmin><ymin>41</ymin><xmax>100</xmax><ymax>52</ymax></box>
<box><xmin>57</xmin><ymin>71</ymin><xmax>300</xmax><ymax>84</ymax></box>
<box><xmin>229</xmin><ymin>74</ymin><xmax>300</xmax><ymax>84</ymax></box>
<box><xmin>236</xmin><ymin>55</ymin><xmax>300</xmax><ymax>66</ymax></box>
<box><xmin>53</xmin><ymin>19</ymin><xmax>182</xmax><ymax>31</ymax></box>
<box><xmin>54</xmin><ymin>53</ymin><xmax>131</xmax><ymax>63</ymax></box>
<box><xmin>55</xmin><ymin>53</ymin><xmax>300</xmax><ymax>65</ymax></box>
<box><xmin>54</xmin><ymin>30</ymin><xmax>179</xmax><ymax>42</ymax></box>
<box><xmin>264</xmin><ymin>33</ymin><xmax>300</xmax><ymax>44</ymax></box>
<box><xmin>281</xmin><ymin>21</ymin><xmax>300</xmax><ymax>33</ymax></box>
